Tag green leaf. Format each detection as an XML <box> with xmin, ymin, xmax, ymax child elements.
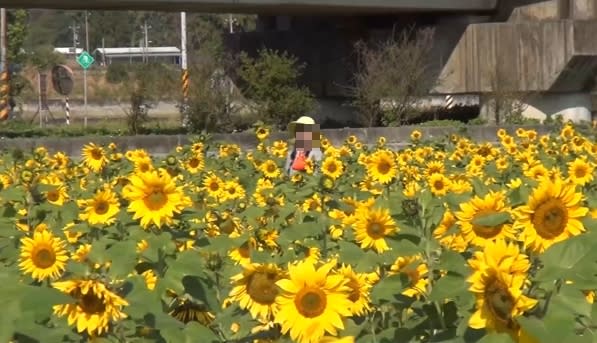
<box><xmin>160</xmin><ymin>327</ymin><xmax>186</xmax><ymax>342</ymax></box>
<box><xmin>337</xmin><ymin>240</ymin><xmax>367</xmax><ymax>266</ymax></box>
<box><xmin>471</xmin><ymin>212</ymin><xmax>511</xmax><ymax>227</ymax></box>
<box><xmin>184</xmin><ymin>322</ymin><xmax>219</xmax><ymax>343</ymax></box>
<box><xmin>35</xmin><ymin>183</ymin><xmax>58</xmax><ymax>193</ymax></box>
<box><xmin>0</xmin><ymin>186</ymin><xmax>26</xmax><ymax>202</ymax></box>
<box><xmin>0</xmin><ymin>300</ymin><xmax>20</xmax><ymax>343</ymax></box>
<box><xmin>106</xmin><ymin>240</ymin><xmax>139</xmax><ymax>278</ymax></box>
<box><xmin>540</xmin><ymin>233</ymin><xmax>597</xmax><ymax>272</ymax></box>
<box><xmin>439</xmin><ymin>250</ymin><xmax>469</xmax><ymax>276</ymax></box>
<box><xmin>279</xmin><ymin>222</ymin><xmax>321</xmax><ymax>242</ymax></box>
<box><xmin>123</xmin><ymin>277</ymin><xmax>163</xmax><ymax>319</ymax></box>
<box><xmin>550</xmin><ymin>283</ymin><xmax>592</xmax><ymax>318</ymax></box>
<box><xmin>370</xmin><ymin>273</ymin><xmax>408</xmax><ymax>303</ymax></box>
<box><xmin>20</xmin><ymin>285</ymin><xmax>71</xmax><ymax>315</ymax></box>
<box><xmin>387</xmin><ymin>237</ymin><xmax>422</xmax><ymax>257</ymax></box>
<box><xmin>429</xmin><ymin>274</ymin><xmax>467</xmax><ymax>302</ymax></box>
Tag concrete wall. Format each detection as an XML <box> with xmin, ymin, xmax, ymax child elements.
<box><xmin>0</xmin><ymin>125</ymin><xmax>555</xmax><ymax>157</ymax></box>
<box><xmin>435</xmin><ymin>20</ymin><xmax>597</xmax><ymax>94</ymax></box>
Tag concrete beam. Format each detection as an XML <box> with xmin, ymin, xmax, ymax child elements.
<box><xmin>2</xmin><ymin>0</ymin><xmax>498</xmax><ymax>14</ymax></box>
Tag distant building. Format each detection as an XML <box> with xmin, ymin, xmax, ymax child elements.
<box><xmin>93</xmin><ymin>47</ymin><xmax>182</xmax><ymax>66</ymax></box>
<box><xmin>54</xmin><ymin>47</ymin><xmax>84</xmax><ymax>57</ymax></box>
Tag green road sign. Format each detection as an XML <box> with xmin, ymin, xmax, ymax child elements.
<box><xmin>77</xmin><ymin>51</ymin><xmax>95</xmax><ymax>70</ymax></box>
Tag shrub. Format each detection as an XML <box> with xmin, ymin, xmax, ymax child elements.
<box><xmin>237</xmin><ymin>48</ymin><xmax>315</xmax><ymax>130</ymax></box>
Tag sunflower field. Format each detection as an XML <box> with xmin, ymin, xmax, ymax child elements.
<box><xmin>1</xmin><ymin>123</ymin><xmax>597</xmax><ymax>343</ymax></box>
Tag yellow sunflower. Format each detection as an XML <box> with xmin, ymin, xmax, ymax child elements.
<box><xmin>353</xmin><ymin>207</ymin><xmax>398</xmax><ymax>253</ymax></box>
<box><xmin>275</xmin><ymin>259</ymin><xmax>353</xmax><ymax>343</ymax></box>
<box><xmin>513</xmin><ymin>178</ymin><xmax>588</xmax><ymax>253</ymax></box>
<box><xmin>19</xmin><ymin>229</ymin><xmax>68</xmax><ymax>281</ymax></box>
<box><xmin>321</xmin><ymin>156</ymin><xmax>344</xmax><ymax>180</ymax></box>
<box><xmin>260</xmin><ymin>160</ymin><xmax>281</xmax><ymax>179</ymax></box>
<box><xmin>202</xmin><ymin>173</ymin><xmax>224</xmax><ymax>198</ymax></box>
<box><xmin>122</xmin><ymin>169</ymin><xmax>191</xmax><ymax>229</ymax></box>
<box><xmin>40</xmin><ymin>174</ymin><xmax>69</xmax><ymax>206</ymax></box>
<box><xmin>467</xmin><ymin>240</ymin><xmax>537</xmax><ymax>336</ymax></box>
<box><xmin>433</xmin><ymin>210</ymin><xmax>467</xmax><ymax>252</ymax></box>
<box><xmin>455</xmin><ymin>191</ymin><xmax>517</xmax><ymax>248</ymax></box>
<box><xmin>337</xmin><ymin>264</ymin><xmax>373</xmax><ymax>316</ymax></box>
<box><xmin>365</xmin><ymin>149</ymin><xmax>398</xmax><ymax>184</ymax></box>
<box><xmin>427</xmin><ymin>173</ymin><xmax>452</xmax><ymax>197</ymax></box>
<box><xmin>255</xmin><ymin>126</ymin><xmax>270</xmax><ymax>141</ymax></box>
<box><xmin>52</xmin><ymin>279</ymin><xmax>129</xmax><ymax>336</ymax></box>
<box><xmin>389</xmin><ymin>255</ymin><xmax>429</xmax><ymax>298</ymax></box>
<box><xmin>227</xmin><ymin>263</ymin><xmax>286</xmax><ymax>321</ymax></box>
<box><xmin>184</xmin><ymin>154</ymin><xmax>205</xmax><ymax>174</ymax></box>
<box><xmin>81</xmin><ymin>143</ymin><xmax>109</xmax><ymax>173</ymax></box>
<box><xmin>567</xmin><ymin>157</ymin><xmax>594</xmax><ymax>186</ymax></box>
<box><xmin>78</xmin><ymin>188</ymin><xmax>120</xmax><ymax>226</ymax></box>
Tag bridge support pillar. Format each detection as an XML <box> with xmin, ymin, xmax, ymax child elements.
<box><xmin>522</xmin><ymin>93</ymin><xmax>592</xmax><ymax>124</ymax></box>
<box><xmin>479</xmin><ymin>92</ymin><xmax>593</xmax><ymax>124</ymax></box>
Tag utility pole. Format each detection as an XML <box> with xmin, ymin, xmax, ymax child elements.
<box><xmin>180</xmin><ymin>12</ymin><xmax>189</xmax><ymax>127</ymax></box>
<box><xmin>0</xmin><ymin>8</ymin><xmax>9</xmax><ymax>121</ymax></box>
<box><xmin>83</xmin><ymin>10</ymin><xmax>89</xmax><ymax>127</ymax></box>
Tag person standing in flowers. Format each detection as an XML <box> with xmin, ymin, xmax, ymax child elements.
<box><xmin>284</xmin><ymin>116</ymin><xmax>323</xmax><ymax>175</ymax></box>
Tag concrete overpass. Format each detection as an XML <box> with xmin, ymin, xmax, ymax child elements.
<box><xmin>2</xmin><ymin>0</ymin><xmax>499</xmax><ymax>14</ymax></box>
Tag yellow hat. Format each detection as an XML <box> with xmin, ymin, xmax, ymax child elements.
<box><xmin>288</xmin><ymin>116</ymin><xmax>316</xmax><ymax>135</ymax></box>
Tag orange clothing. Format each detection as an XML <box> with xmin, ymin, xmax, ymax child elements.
<box><xmin>292</xmin><ymin>151</ymin><xmax>307</xmax><ymax>171</ymax></box>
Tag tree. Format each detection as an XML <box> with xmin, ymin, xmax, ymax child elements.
<box><xmin>351</xmin><ymin>27</ymin><xmax>439</xmax><ymax>127</ymax></box>
<box><xmin>237</xmin><ymin>48</ymin><xmax>315</xmax><ymax>130</ymax></box>
<box><xmin>7</xmin><ymin>10</ymin><xmax>29</xmax><ymax>107</ymax></box>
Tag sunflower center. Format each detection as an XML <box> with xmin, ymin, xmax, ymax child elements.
<box><xmin>472</xmin><ymin>210</ymin><xmax>503</xmax><ymax>239</ymax></box>
<box><xmin>247</xmin><ymin>271</ymin><xmax>279</xmax><ymax>305</ymax></box>
<box><xmin>574</xmin><ymin>166</ymin><xmax>587</xmax><ymax>178</ymax></box>
<box><xmin>47</xmin><ymin>190</ymin><xmax>60</xmax><ymax>202</ymax></box>
<box><xmin>295</xmin><ymin>287</ymin><xmax>327</xmax><ymax>318</ymax></box>
<box><xmin>209</xmin><ymin>182</ymin><xmax>219</xmax><ymax>192</ymax></box>
<box><xmin>139</xmin><ymin>163</ymin><xmax>151</xmax><ymax>172</ymax></box>
<box><xmin>94</xmin><ymin>201</ymin><xmax>109</xmax><ymax>215</ymax></box>
<box><xmin>366</xmin><ymin>222</ymin><xmax>385</xmax><ymax>239</ymax></box>
<box><xmin>145</xmin><ymin>189</ymin><xmax>167</xmax><ymax>210</ymax></box>
<box><xmin>485</xmin><ymin>277</ymin><xmax>514</xmax><ymax>324</ymax></box>
<box><xmin>346</xmin><ymin>277</ymin><xmax>361</xmax><ymax>302</ymax></box>
<box><xmin>327</xmin><ymin>163</ymin><xmax>337</xmax><ymax>173</ymax></box>
<box><xmin>189</xmin><ymin>158</ymin><xmax>200</xmax><ymax>168</ymax></box>
<box><xmin>308</xmin><ymin>200</ymin><xmax>319</xmax><ymax>211</ymax></box>
<box><xmin>79</xmin><ymin>292</ymin><xmax>107</xmax><ymax>315</ymax></box>
<box><xmin>33</xmin><ymin>246</ymin><xmax>56</xmax><ymax>269</ymax></box>
<box><xmin>533</xmin><ymin>198</ymin><xmax>567</xmax><ymax>239</ymax></box>
<box><xmin>91</xmin><ymin>149</ymin><xmax>103</xmax><ymax>160</ymax></box>
<box><xmin>433</xmin><ymin>180</ymin><xmax>445</xmax><ymax>191</ymax></box>
<box><xmin>266</xmin><ymin>163</ymin><xmax>276</xmax><ymax>173</ymax></box>
<box><xmin>377</xmin><ymin>161</ymin><xmax>391</xmax><ymax>175</ymax></box>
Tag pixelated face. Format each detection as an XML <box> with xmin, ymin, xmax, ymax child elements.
<box><xmin>295</xmin><ymin>124</ymin><xmax>319</xmax><ymax>138</ymax></box>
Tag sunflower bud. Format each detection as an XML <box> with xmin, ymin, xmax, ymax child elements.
<box><xmin>205</xmin><ymin>252</ymin><xmax>223</xmax><ymax>271</ymax></box>
<box><xmin>20</xmin><ymin>169</ymin><xmax>34</xmax><ymax>184</ymax></box>
<box><xmin>166</xmin><ymin>155</ymin><xmax>177</xmax><ymax>166</ymax></box>
<box><xmin>402</xmin><ymin>199</ymin><xmax>420</xmax><ymax>217</ymax></box>
<box><xmin>320</xmin><ymin>176</ymin><xmax>335</xmax><ymax>191</ymax></box>
<box><xmin>236</xmin><ymin>202</ymin><xmax>247</xmax><ymax>213</ymax></box>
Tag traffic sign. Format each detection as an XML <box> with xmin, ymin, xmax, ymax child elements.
<box><xmin>77</xmin><ymin>51</ymin><xmax>95</xmax><ymax>70</ymax></box>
